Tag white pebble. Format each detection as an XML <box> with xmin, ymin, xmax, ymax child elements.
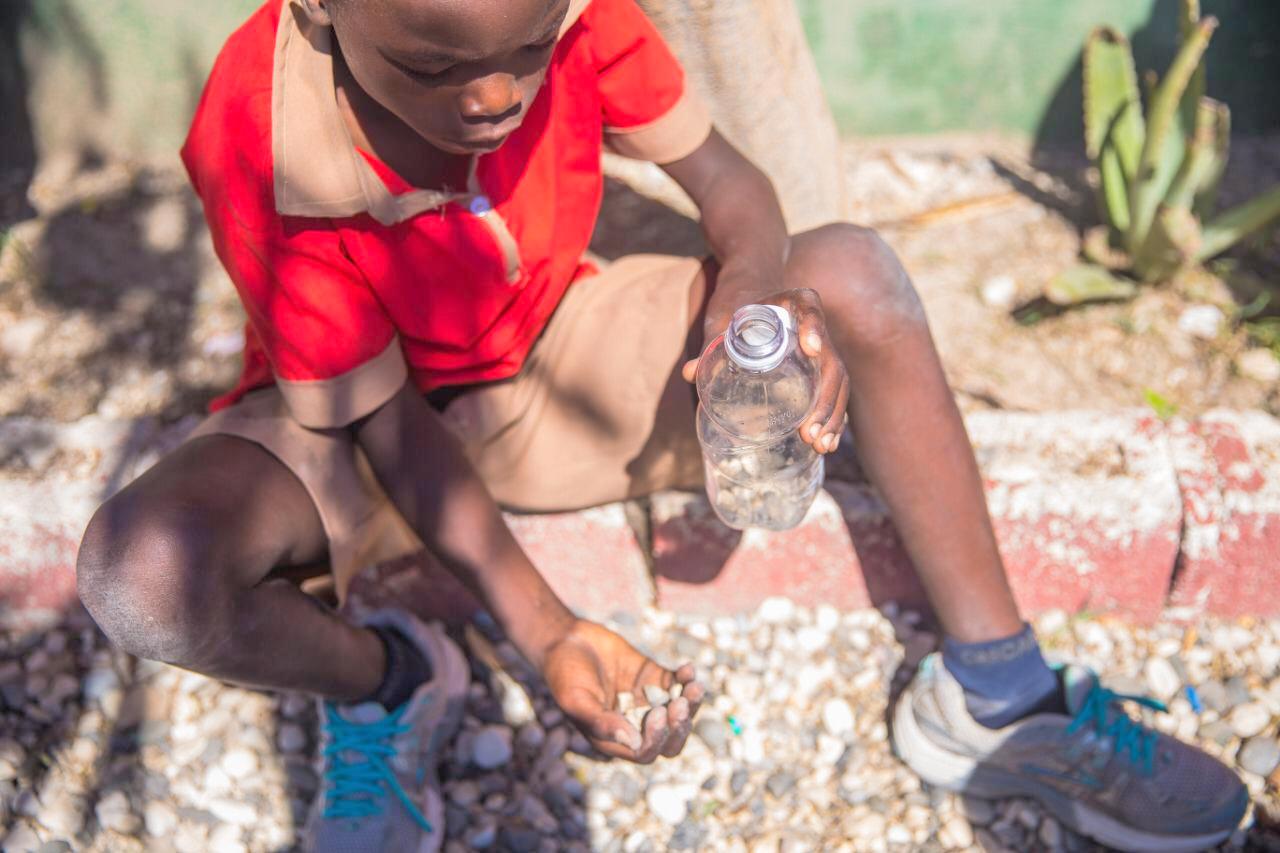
<box><xmin>1143</xmin><ymin>657</ymin><xmax>1181</xmax><ymax>701</ymax></box>
<box><xmin>1229</xmin><ymin>703</ymin><xmax>1271</xmax><ymax>739</ymax></box>
<box><xmin>220</xmin><ymin>747</ymin><xmax>259</xmax><ymax>780</ymax></box>
<box><xmin>645</xmin><ymin>783</ymin><xmax>698</xmax><ymax>825</ymax></box>
<box><xmin>757</xmin><ymin>597</ymin><xmax>795</xmax><ymax>624</ymax></box>
<box><xmin>643</xmin><ymin>684</ymin><xmax>670</xmax><ymax>707</ymax></box>
<box><xmin>144</xmin><ymin>800</ymin><xmax>177</xmax><ymax>836</ymax></box>
<box><xmin>980</xmin><ymin>274</ymin><xmax>1018</xmax><ymax>310</ymax></box>
<box><xmin>1237</xmin><ymin>349</ymin><xmax>1280</xmax><ymax>383</ymax></box>
<box><xmin>1178</xmin><ymin>304</ymin><xmax>1224</xmax><ymax>339</ymax></box>
<box><xmin>822</xmin><ymin>698</ymin><xmax>855</xmax><ymax>737</ymax></box>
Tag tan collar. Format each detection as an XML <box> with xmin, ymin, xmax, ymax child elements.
<box><xmin>271</xmin><ymin>0</ymin><xmax>591</xmax><ymax>224</ymax></box>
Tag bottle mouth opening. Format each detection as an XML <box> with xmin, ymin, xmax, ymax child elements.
<box><xmin>725</xmin><ymin>304</ymin><xmax>790</xmax><ymax>370</ymax></box>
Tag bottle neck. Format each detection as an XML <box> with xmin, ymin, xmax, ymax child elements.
<box><xmin>724</xmin><ymin>304</ymin><xmax>792</xmax><ymax>372</ymax></box>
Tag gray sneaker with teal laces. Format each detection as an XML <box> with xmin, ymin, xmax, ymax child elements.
<box><xmin>303</xmin><ymin>609</ymin><xmax>469</xmax><ymax>853</ymax></box>
<box><xmin>893</xmin><ymin>653</ymin><xmax>1248</xmax><ymax>853</ymax></box>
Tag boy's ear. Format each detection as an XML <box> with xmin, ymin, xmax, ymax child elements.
<box><xmin>295</xmin><ymin>0</ymin><xmax>334</xmax><ymax>28</ymax></box>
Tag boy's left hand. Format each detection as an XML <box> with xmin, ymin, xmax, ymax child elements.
<box><xmin>540</xmin><ymin>619</ymin><xmax>705</xmax><ymax>764</ymax></box>
<box><xmin>683</xmin><ymin>286</ymin><xmax>850</xmax><ymax>454</ymax></box>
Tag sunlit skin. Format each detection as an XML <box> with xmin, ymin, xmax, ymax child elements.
<box><xmin>301</xmin><ymin>0</ymin><xmax>1022</xmax><ymax>748</ymax></box>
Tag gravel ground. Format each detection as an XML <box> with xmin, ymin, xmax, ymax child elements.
<box><xmin>2</xmin><ymin>602</ymin><xmax>1278</xmax><ymax>853</ymax></box>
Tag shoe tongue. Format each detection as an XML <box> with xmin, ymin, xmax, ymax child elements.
<box><xmin>1061</xmin><ymin>666</ymin><xmax>1099</xmax><ymax>715</ymax></box>
<box><xmin>339</xmin><ymin>701</ymin><xmax>389</xmax><ymax>725</ymax></box>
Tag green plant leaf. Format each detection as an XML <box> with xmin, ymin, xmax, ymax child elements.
<box><xmin>1133</xmin><ymin>205</ymin><xmax>1202</xmax><ymax>282</ymax></box>
<box><xmin>1165</xmin><ymin>98</ymin><xmax>1220</xmax><ymax>211</ymax></box>
<box><xmin>1046</xmin><ymin>263</ymin><xmax>1138</xmax><ymax>306</ymax></box>
<box><xmin>1143</xmin><ymin>388</ymin><xmax>1179</xmax><ymax>420</ymax></box>
<box><xmin>1193</xmin><ymin>101</ymin><xmax>1230</xmax><ymax>219</ymax></box>
<box><xmin>1128</xmin><ymin>16</ymin><xmax>1216</xmax><ymax>256</ymax></box>
<box><xmin>1196</xmin><ymin>184</ymin><xmax>1280</xmax><ymax>263</ymax></box>
<box><xmin>1083</xmin><ymin>27</ymin><xmax>1144</xmax><ymax>236</ymax></box>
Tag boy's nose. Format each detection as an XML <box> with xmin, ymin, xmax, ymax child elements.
<box><xmin>458</xmin><ymin>75</ymin><xmax>522</xmax><ymax>120</ymax></box>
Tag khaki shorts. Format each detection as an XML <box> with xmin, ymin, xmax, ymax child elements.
<box><xmin>189</xmin><ymin>255</ymin><xmax>707</xmax><ymax>593</ymax></box>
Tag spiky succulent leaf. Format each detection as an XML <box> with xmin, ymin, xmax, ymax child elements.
<box><xmin>1165</xmin><ymin>98</ymin><xmax>1220</xmax><ymax>210</ymax></box>
<box><xmin>1196</xmin><ymin>184</ymin><xmax>1280</xmax><ymax>263</ymax></box>
<box><xmin>1083</xmin><ymin>27</ymin><xmax>1144</xmax><ymax>235</ymax></box>
<box><xmin>1180</xmin><ymin>0</ymin><xmax>1206</xmax><ymax>117</ymax></box>
<box><xmin>1133</xmin><ymin>205</ymin><xmax>1202</xmax><ymax>282</ymax></box>
<box><xmin>1193</xmin><ymin>100</ymin><xmax>1230</xmax><ymax>219</ymax></box>
<box><xmin>1046</xmin><ymin>263</ymin><xmax>1138</xmax><ymax>306</ymax></box>
<box><xmin>1083</xmin><ymin>225</ymin><xmax>1131</xmax><ymax>270</ymax></box>
<box><xmin>1128</xmin><ymin>16</ymin><xmax>1217</xmax><ymax>255</ymax></box>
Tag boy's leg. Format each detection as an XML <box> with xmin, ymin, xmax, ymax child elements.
<box><xmin>76</xmin><ymin>433</ymin><xmax>387</xmax><ymax>700</ymax></box>
<box><xmin>781</xmin><ymin>224</ymin><xmax>1248</xmax><ymax>849</ymax></box>
<box><xmin>780</xmin><ymin>224</ymin><xmax>1023</xmax><ymax>644</ymax></box>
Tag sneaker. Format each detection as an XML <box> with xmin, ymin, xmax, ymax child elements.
<box><xmin>304</xmin><ymin>609</ymin><xmax>469</xmax><ymax>853</ymax></box>
<box><xmin>893</xmin><ymin>653</ymin><xmax>1248</xmax><ymax>853</ymax></box>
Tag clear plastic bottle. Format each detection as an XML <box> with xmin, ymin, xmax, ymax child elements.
<box><xmin>696</xmin><ymin>304</ymin><xmax>824</xmax><ymax>530</ymax></box>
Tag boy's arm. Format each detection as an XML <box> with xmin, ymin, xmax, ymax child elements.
<box><xmin>352</xmin><ymin>382</ymin><xmax>703</xmax><ymax>762</ymax></box>
<box><xmin>663</xmin><ymin>129</ymin><xmax>850</xmax><ymax>453</ymax></box>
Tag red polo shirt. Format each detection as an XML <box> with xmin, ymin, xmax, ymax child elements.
<box><xmin>182</xmin><ymin>0</ymin><xmax>711</xmax><ymax>428</ymax></box>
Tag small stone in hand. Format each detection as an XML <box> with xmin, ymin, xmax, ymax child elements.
<box><xmin>644</xmin><ymin>684</ymin><xmax>671</xmax><ymax>708</ymax></box>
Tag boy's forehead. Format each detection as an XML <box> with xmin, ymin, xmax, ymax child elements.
<box><xmin>362</xmin><ymin>0</ymin><xmax>566</xmax><ymax>60</ymax></box>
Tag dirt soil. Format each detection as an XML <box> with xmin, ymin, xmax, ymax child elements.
<box><xmin>2</xmin><ymin>134</ymin><xmax>1278</xmax><ymax>424</ymax></box>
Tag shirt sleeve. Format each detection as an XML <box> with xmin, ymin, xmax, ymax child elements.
<box><xmin>579</xmin><ymin>0</ymin><xmax>713</xmax><ymax>164</ymax></box>
<box><xmin>183</xmin><ymin>142</ymin><xmax>405</xmax><ymax>429</ymax></box>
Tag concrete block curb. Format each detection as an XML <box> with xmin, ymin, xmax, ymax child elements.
<box><xmin>3</xmin><ymin>407</ymin><xmax>1280</xmax><ymax>635</ymax></box>
<box><xmin>1165</xmin><ymin>411</ymin><xmax>1280</xmax><ymax>619</ymax></box>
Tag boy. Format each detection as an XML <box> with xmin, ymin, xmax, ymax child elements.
<box><xmin>76</xmin><ymin>0</ymin><xmax>1247</xmax><ymax>850</ymax></box>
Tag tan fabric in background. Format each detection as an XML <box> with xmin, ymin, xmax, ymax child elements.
<box><xmin>190</xmin><ymin>255</ymin><xmax>707</xmax><ymax>593</ymax></box>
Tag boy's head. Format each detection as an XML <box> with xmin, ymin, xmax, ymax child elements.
<box><xmin>300</xmin><ymin>0</ymin><xmax>570</xmax><ymax>155</ymax></box>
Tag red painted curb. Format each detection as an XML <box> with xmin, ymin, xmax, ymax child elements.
<box><xmin>2</xmin><ymin>409</ymin><xmax>1278</xmax><ymax>635</ymax></box>
<box><xmin>970</xmin><ymin>411</ymin><xmax>1182</xmax><ymax>623</ymax></box>
<box><xmin>1166</xmin><ymin>411</ymin><xmax>1280</xmax><ymax>618</ymax></box>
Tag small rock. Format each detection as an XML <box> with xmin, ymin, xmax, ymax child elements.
<box><xmin>1229</xmin><ymin>703</ymin><xmax>1270</xmax><ymax>739</ymax></box>
<box><xmin>36</xmin><ymin>842</ymin><xmax>72</xmax><ymax>853</ymax></box>
<box><xmin>277</xmin><ymin>723</ymin><xmax>306</xmax><ymax>753</ymax></box>
<box><xmin>2</xmin><ymin>824</ymin><xmax>42</xmax><ymax>853</ymax></box>
<box><xmin>465</xmin><ymin>823</ymin><xmax>497</xmax><ymax>849</ymax></box>
<box><xmin>1200</xmin><ymin>719</ymin><xmax>1235</xmax><ymax>746</ymax></box>
<box><xmin>94</xmin><ymin>791</ymin><xmax>139</xmax><ymax>834</ymax></box>
<box><xmin>1039</xmin><ymin>816</ymin><xmax>1064</xmax><ymax>850</ymax></box>
<box><xmin>643</xmin><ymin>684</ymin><xmax>670</xmax><ymax>707</ymax></box>
<box><xmin>1237</xmin><ymin>349</ymin><xmax>1280</xmax><ymax>383</ymax></box>
<box><xmin>143</xmin><ymin>800</ymin><xmax>177</xmax><ymax>837</ymax></box>
<box><xmin>471</xmin><ymin>726</ymin><xmax>514</xmax><ymax>769</ymax></box>
<box><xmin>208</xmin><ymin>823</ymin><xmax>246</xmax><ymax>853</ymax></box>
<box><xmin>757</xmin><ymin>597</ymin><xmax>795</xmax><ymax>624</ymax></box>
<box><xmin>730</xmin><ymin>768</ymin><xmax>749</xmax><ymax>796</ymax></box>
<box><xmin>82</xmin><ymin>667</ymin><xmax>120</xmax><ymax>701</ymax></box>
<box><xmin>497</xmin><ymin>826</ymin><xmax>540</xmax><ymax>853</ymax></box>
<box><xmin>1239</xmin><ymin>736</ymin><xmax>1280</xmax><ymax>777</ymax></box>
<box><xmin>646</xmin><ymin>783</ymin><xmax>698</xmax><ymax>825</ymax></box>
<box><xmin>1197</xmin><ymin>680</ymin><xmax>1229</xmax><ymax>714</ymax></box>
<box><xmin>960</xmin><ymin>795</ymin><xmax>996</xmax><ymax>826</ymax></box>
<box><xmin>764</xmin><ymin>771</ymin><xmax>795</xmax><ymax>798</ymax></box>
<box><xmin>822</xmin><ymin>698</ymin><xmax>855</xmax><ymax>737</ymax></box>
<box><xmin>980</xmin><ymin>275</ymin><xmax>1018</xmax><ymax>311</ymax></box>
<box><xmin>608</xmin><ymin>770</ymin><xmax>641</xmax><ymax>806</ymax></box>
<box><xmin>1178</xmin><ymin>304</ymin><xmax>1224</xmax><ymax>340</ymax></box>
<box><xmin>1144</xmin><ymin>657</ymin><xmax>1182</xmax><ymax>701</ymax></box>
<box><xmin>694</xmin><ymin>718</ymin><xmax>728</xmax><ymax>753</ymax></box>
<box><xmin>220</xmin><ymin>747</ymin><xmax>259</xmax><ymax>780</ymax></box>
<box><xmin>939</xmin><ymin>814</ymin><xmax>974</xmax><ymax>849</ymax></box>
<box><xmin>208</xmin><ymin>797</ymin><xmax>258</xmax><ymax>826</ymax></box>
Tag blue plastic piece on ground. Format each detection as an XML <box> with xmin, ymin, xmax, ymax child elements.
<box><xmin>728</xmin><ymin>715</ymin><xmax>743</xmax><ymax>736</ymax></box>
<box><xmin>1186</xmin><ymin>685</ymin><xmax>1202</xmax><ymax>714</ymax></box>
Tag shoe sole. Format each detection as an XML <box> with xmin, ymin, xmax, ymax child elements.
<box><xmin>891</xmin><ymin>686</ymin><xmax>1235</xmax><ymax>853</ymax></box>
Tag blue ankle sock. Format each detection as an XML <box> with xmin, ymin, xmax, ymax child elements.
<box><xmin>942</xmin><ymin>623</ymin><xmax>1062</xmax><ymax>728</ymax></box>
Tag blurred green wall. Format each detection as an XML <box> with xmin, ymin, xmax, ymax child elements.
<box><xmin>3</xmin><ymin>0</ymin><xmax>1278</xmax><ymax>179</ymax></box>
<box><xmin>797</xmin><ymin>0</ymin><xmax>1280</xmax><ymax>141</ymax></box>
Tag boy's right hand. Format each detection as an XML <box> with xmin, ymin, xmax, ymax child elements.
<box><xmin>539</xmin><ymin>619</ymin><xmax>705</xmax><ymax>764</ymax></box>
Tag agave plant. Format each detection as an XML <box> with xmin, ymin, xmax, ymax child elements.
<box><xmin>1048</xmin><ymin>0</ymin><xmax>1280</xmax><ymax>306</ymax></box>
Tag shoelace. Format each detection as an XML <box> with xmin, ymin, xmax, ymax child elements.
<box><xmin>1065</xmin><ymin>683</ymin><xmax>1167</xmax><ymax>776</ymax></box>
<box><xmin>321</xmin><ymin>703</ymin><xmax>433</xmax><ymax>831</ymax></box>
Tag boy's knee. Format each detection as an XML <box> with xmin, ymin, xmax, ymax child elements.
<box><xmin>797</xmin><ymin>222</ymin><xmax>927</xmax><ymax>350</ymax></box>
<box><xmin>77</xmin><ymin>496</ymin><xmax>222</xmax><ymax>665</ymax></box>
